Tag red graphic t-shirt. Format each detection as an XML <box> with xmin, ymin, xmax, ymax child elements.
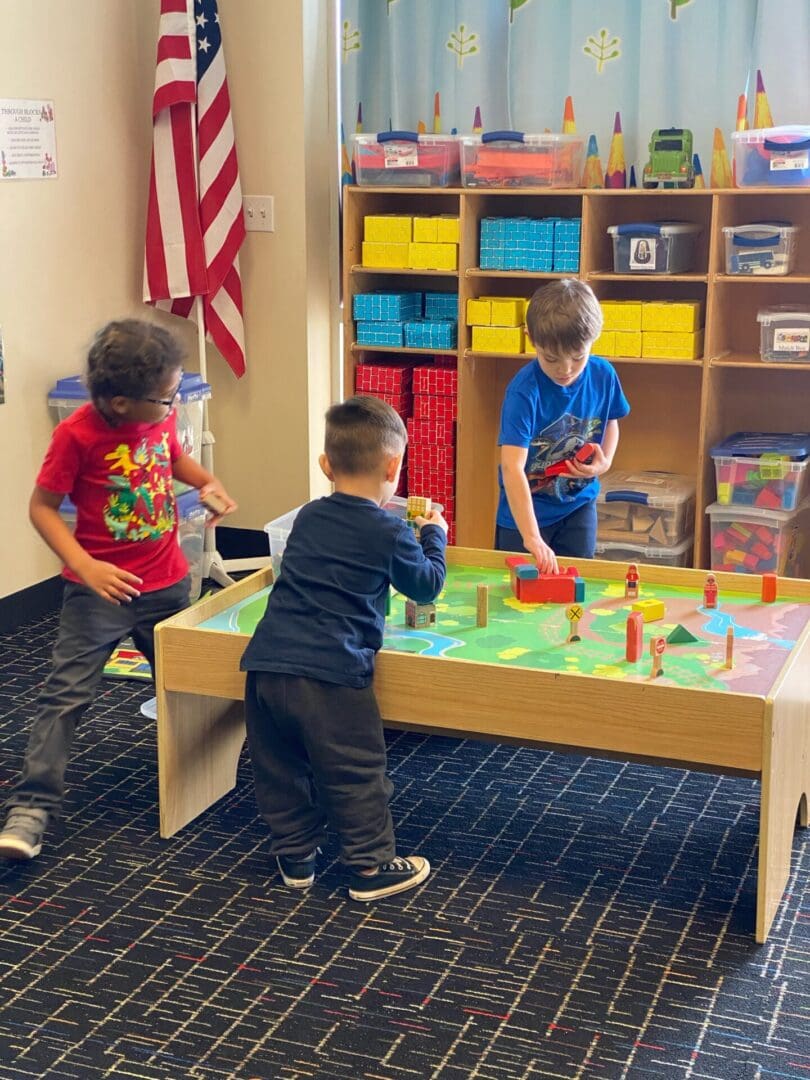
<box><xmin>37</xmin><ymin>403</ymin><xmax>189</xmax><ymax>591</ymax></box>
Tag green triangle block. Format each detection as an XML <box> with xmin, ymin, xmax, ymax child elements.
<box><xmin>667</xmin><ymin>624</ymin><xmax>699</xmax><ymax>645</ymax></box>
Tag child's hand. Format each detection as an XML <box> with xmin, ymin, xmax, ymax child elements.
<box><xmin>565</xmin><ymin>442</ymin><xmax>610</xmax><ymax>479</ymax></box>
<box><xmin>416</xmin><ymin>509</ymin><xmax>449</xmax><ymax>536</ymax></box>
<box><xmin>78</xmin><ymin>558</ymin><xmax>143</xmax><ymax>605</ymax></box>
<box><xmin>527</xmin><ymin>537</ymin><xmax>559</xmax><ymax>575</ymax></box>
<box><xmin>199</xmin><ymin>482</ymin><xmax>237</xmax><ymax>526</ymax></box>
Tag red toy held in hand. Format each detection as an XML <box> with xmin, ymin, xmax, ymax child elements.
<box><xmin>541</xmin><ymin>442</ymin><xmax>598</xmax><ymax>479</ymax></box>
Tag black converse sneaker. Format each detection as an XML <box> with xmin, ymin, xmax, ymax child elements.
<box><xmin>348</xmin><ymin>855</ymin><xmax>430</xmax><ymax>902</ymax></box>
<box><xmin>276</xmin><ymin>850</ymin><xmax>318</xmax><ymax>889</ymax></box>
<box><xmin>0</xmin><ymin>808</ymin><xmax>49</xmax><ymax>860</ymax></box>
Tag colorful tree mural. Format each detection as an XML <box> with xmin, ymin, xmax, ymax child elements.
<box><xmin>583</xmin><ymin>29</ymin><xmax>621</xmax><ymax>74</ymax></box>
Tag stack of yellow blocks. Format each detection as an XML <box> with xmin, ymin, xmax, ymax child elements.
<box><xmin>594</xmin><ymin>300</ymin><xmax>704</xmax><ymax>360</ymax></box>
<box><xmin>467</xmin><ymin>296</ymin><xmax>531</xmax><ymax>354</ymax></box>
<box><xmin>361</xmin><ymin>215</ymin><xmax>460</xmax><ymax>271</ymax></box>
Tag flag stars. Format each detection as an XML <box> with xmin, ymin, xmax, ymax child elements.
<box><xmin>196</xmin><ymin>13</ymin><xmax>207</xmax><ymax>28</ymax></box>
<box><xmin>198</xmin><ymin>37</ymin><xmax>211</xmax><ymax>53</ymax></box>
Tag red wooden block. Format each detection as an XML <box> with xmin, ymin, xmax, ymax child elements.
<box><xmin>625</xmin><ymin>611</ymin><xmax>644</xmax><ymax>663</ymax></box>
<box><xmin>761</xmin><ymin>572</ymin><xmax>777</xmax><ymax>603</ymax></box>
<box><xmin>755</xmin><ymin>486</ymin><xmax>782</xmax><ymax>510</ymax></box>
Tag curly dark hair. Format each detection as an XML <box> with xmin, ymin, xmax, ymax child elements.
<box><xmin>325</xmin><ymin>395</ymin><xmax>407</xmax><ymax>476</ymax></box>
<box><xmin>85</xmin><ymin>319</ymin><xmax>184</xmax><ymax>401</ymax></box>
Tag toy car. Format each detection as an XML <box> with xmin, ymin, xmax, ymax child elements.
<box><xmin>642</xmin><ymin>128</ymin><xmax>695</xmax><ymax>188</ymax></box>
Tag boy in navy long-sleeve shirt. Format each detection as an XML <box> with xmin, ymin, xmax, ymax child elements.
<box><xmin>241</xmin><ymin>395</ymin><xmax>447</xmax><ymax>902</ymax></box>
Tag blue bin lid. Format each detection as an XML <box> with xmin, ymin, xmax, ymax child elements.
<box><xmin>48</xmin><ymin>372</ymin><xmax>211</xmax><ymax>404</ymax></box>
<box><xmin>710</xmin><ymin>431</ymin><xmax>810</xmax><ymax>460</ymax></box>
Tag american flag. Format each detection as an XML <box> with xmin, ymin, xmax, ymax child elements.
<box><xmin>144</xmin><ymin>0</ymin><xmax>246</xmax><ymax>378</ymax></box>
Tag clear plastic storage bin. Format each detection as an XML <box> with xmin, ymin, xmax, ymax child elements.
<box><xmin>47</xmin><ymin>373</ymin><xmax>212</xmax><ymax>462</ymax></box>
<box><xmin>596</xmin><ymin>471</ymin><xmax>696</xmax><ymax>547</ymax></box>
<box><xmin>607</xmin><ymin>222</ymin><xmax>702</xmax><ymax>273</ymax></box>
<box><xmin>459</xmin><ymin>131</ymin><xmax>585</xmax><ymax>188</ymax></box>
<box><xmin>757</xmin><ymin>307</ymin><xmax>810</xmax><ymax>363</ymax></box>
<box><xmin>732</xmin><ymin>125</ymin><xmax>810</xmax><ymax>188</ymax></box>
<box><xmin>263</xmin><ymin>496</ymin><xmax>442</xmax><ymax>576</ymax></box>
<box><xmin>706</xmin><ymin>501</ymin><xmax>806</xmax><ymax>576</ymax></box>
<box><xmin>710</xmin><ymin>431</ymin><xmax>810</xmax><ymax>510</ymax></box>
<box><xmin>722</xmin><ymin>223</ymin><xmax>798</xmax><ymax>275</ymax></box>
<box><xmin>351</xmin><ymin>132</ymin><xmax>460</xmax><ymax>187</ymax></box>
<box><xmin>175</xmin><ymin>489</ymin><xmax>207</xmax><ymax>602</ymax></box>
<box><xmin>594</xmin><ymin>537</ymin><xmax>693</xmax><ymax>568</ymax></box>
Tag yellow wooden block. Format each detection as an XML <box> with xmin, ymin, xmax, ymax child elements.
<box><xmin>362</xmin><ymin>241</ymin><xmax>410</xmax><ymax>268</ymax></box>
<box><xmin>408</xmin><ymin>242</ymin><xmax>458</xmax><ymax>270</ymax></box>
<box><xmin>592</xmin><ymin>330</ymin><xmax>615</xmax><ymax>356</ymax></box>
<box><xmin>490</xmin><ymin>298</ymin><xmax>525</xmax><ymax>327</ymax></box>
<box><xmin>413</xmin><ymin>217</ymin><xmax>439</xmax><ymax>242</ymax></box>
<box><xmin>642</xmin><ymin>329</ymin><xmax>704</xmax><ymax>360</ymax></box>
<box><xmin>632</xmin><ymin>598</ymin><xmax>665</xmax><ymax>622</ymax></box>
<box><xmin>364</xmin><ymin>215</ymin><xmax>412</xmax><ymax>243</ymax></box>
<box><xmin>614</xmin><ymin>330</ymin><xmax>642</xmax><ymax>358</ymax></box>
<box><xmin>472</xmin><ymin>325</ymin><xmax>524</xmax><ymax>353</ymax></box>
<box><xmin>436</xmin><ymin>216</ymin><xmax>460</xmax><ymax>243</ymax></box>
<box><xmin>601</xmin><ymin>300</ymin><xmax>642</xmax><ymax>332</ymax></box>
<box><xmin>466</xmin><ymin>298</ymin><xmax>492</xmax><ymax>326</ymax></box>
<box><xmin>641</xmin><ymin>300</ymin><xmax>704</xmax><ymax>333</ymax></box>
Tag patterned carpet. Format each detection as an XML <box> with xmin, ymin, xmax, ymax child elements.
<box><xmin>1</xmin><ymin>607</ymin><xmax>808</xmax><ymax>1080</ymax></box>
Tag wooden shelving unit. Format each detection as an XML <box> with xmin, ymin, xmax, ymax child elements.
<box><xmin>343</xmin><ymin>186</ymin><xmax>810</xmax><ymax>569</ymax></box>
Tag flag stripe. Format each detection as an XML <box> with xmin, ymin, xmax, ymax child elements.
<box><xmin>144</xmin><ymin>0</ymin><xmax>246</xmax><ymax>378</ymax></box>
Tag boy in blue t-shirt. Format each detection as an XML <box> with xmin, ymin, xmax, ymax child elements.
<box><xmin>496</xmin><ymin>279</ymin><xmax>630</xmax><ymax>572</ymax></box>
<box><xmin>241</xmin><ymin>395</ymin><xmax>447</xmax><ymax>903</ymax></box>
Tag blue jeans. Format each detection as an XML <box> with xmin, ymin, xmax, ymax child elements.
<box><xmin>6</xmin><ymin>576</ymin><xmax>190</xmax><ymax>816</ymax></box>
<box><xmin>495</xmin><ymin>500</ymin><xmax>598</xmax><ymax>559</ymax></box>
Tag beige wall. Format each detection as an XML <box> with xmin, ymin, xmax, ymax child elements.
<box><xmin>0</xmin><ymin>0</ymin><xmax>335</xmax><ymax>600</ymax></box>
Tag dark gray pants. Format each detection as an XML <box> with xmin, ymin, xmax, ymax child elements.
<box><xmin>244</xmin><ymin>671</ymin><xmax>395</xmax><ymax>868</ymax></box>
<box><xmin>5</xmin><ymin>576</ymin><xmax>189</xmax><ymax>815</ymax></box>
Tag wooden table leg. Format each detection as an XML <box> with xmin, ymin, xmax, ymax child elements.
<box><xmin>157</xmin><ymin>689</ymin><xmax>246</xmax><ymax>838</ymax></box>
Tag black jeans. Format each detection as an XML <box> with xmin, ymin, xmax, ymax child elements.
<box><xmin>495</xmin><ymin>500</ymin><xmax>598</xmax><ymax>559</ymax></box>
<box><xmin>5</xmin><ymin>576</ymin><xmax>189</xmax><ymax>815</ymax></box>
<box><xmin>244</xmin><ymin>671</ymin><xmax>396</xmax><ymax>868</ymax></box>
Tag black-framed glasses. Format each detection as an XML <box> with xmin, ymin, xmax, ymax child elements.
<box><xmin>138</xmin><ymin>376</ymin><xmax>183</xmax><ymax>407</ymax></box>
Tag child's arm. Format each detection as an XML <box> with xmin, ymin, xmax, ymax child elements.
<box><xmin>565</xmin><ymin>420</ymin><xmax>620</xmax><ymax>479</ymax></box>
<box><xmin>501</xmin><ymin>446</ymin><xmax>559</xmax><ymax>574</ymax></box>
<box><xmin>172</xmin><ymin>454</ymin><xmax>238</xmax><ymax>525</ymax></box>
<box><xmin>390</xmin><ymin>521</ymin><xmax>447</xmax><ymax>604</ymax></box>
<box><xmin>29</xmin><ymin>487</ymin><xmax>143</xmax><ymax>604</ymax></box>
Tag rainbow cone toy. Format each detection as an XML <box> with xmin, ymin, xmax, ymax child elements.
<box><xmin>605</xmin><ymin>112</ymin><xmax>627</xmax><ymax>188</ymax></box>
<box><xmin>582</xmin><ymin>134</ymin><xmax>604</xmax><ymax>188</ymax></box>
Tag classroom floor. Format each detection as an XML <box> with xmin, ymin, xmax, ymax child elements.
<box><xmin>1</xmin><ymin>606</ymin><xmax>809</xmax><ymax>1079</ymax></box>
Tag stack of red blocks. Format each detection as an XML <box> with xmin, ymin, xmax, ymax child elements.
<box><xmin>407</xmin><ymin>363</ymin><xmax>458</xmax><ymax>543</ymax></box>
<box><xmin>355</xmin><ymin>361</ymin><xmax>414</xmax><ymax>495</ymax></box>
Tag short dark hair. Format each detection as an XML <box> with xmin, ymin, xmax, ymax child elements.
<box><xmin>525</xmin><ymin>279</ymin><xmax>603</xmax><ymax>354</ymax></box>
<box><xmin>85</xmin><ymin>319</ymin><xmax>184</xmax><ymax>401</ymax></box>
<box><xmin>324</xmin><ymin>395</ymin><xmax>407</xmax><ymax>476</ymax></box>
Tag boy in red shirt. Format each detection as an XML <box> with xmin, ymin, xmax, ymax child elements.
<box><xmin>0</xmin><ymin>319</ymin><xmax>236</xmax><ymax>860</ymax></box>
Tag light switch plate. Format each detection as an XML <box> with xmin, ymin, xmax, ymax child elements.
<box><xmin>243</xmin><ymin>195</ymin><xmax>274</xmax><ymax>232</ymax></box>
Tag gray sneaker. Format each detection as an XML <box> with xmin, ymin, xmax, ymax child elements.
<box><xmin>0</xmin><ymin>808</ymin><xmax>49</xmax><ymax>860</ymax></box>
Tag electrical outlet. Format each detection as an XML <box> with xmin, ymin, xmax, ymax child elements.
<box><xmin>242</xmin><ymin>195</ymin><xmax>274</xmax><ymax>232</ymax></box>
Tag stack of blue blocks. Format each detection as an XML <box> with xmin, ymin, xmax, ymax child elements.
<box><xmin>479</xmin><ymin>217</ymin><xmax>581</xmax><ymax>273</ymax></box>
<box><xmin>354</xmin><ymin>290</ymin><xmax>459</xmax><ymax>350</ymax></box>
<box><xmin>552</xmin><ymin>218</ymin><xmax>581</xmax><ymax>272</ymax></box>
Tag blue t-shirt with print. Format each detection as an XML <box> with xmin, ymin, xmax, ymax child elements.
<box><xmin>497</xmin><ymin>355</ymin><xmax>630</xmax><ymax>529</ymax></box>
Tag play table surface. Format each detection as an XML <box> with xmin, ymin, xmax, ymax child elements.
<box><xmin>154</xmin><ymin>548</ymin><xmax>810</xmax><ymax>943</ymax></box>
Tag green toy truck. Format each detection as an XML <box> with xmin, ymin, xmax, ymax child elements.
<box><xmin>642</xmin><ymin>128</ymin><xmax>695</xmax><ymax>188</ymax></box>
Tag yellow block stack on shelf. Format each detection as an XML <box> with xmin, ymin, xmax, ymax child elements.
<box><xmin>361</xmin><ymin>214</ymin><xmax>460</xmax><ymax>270</ymax></box>
<box><xmin>595</xmin><ymin>300</ymin><xmax>704</xmax><ymax>360</ymax></box>
<box><xmin>467</xmin><ymin>295</ymin><xmax>528</xmax><ymax>354</ymax></box>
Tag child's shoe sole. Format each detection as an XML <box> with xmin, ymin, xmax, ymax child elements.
<box><xmin>348</xmin><ymin>856</ymin><xmax>430</xmax><ymax>902</ymax></box>
<box><xmin>276</xmin><ymin>853</ymin><xmax>317</xmax><ymax>889</ymax></box>
<box><xmin>0</xmin><ymin>836</ymin><xmax>42</xmax><ymax>860</ymax></box>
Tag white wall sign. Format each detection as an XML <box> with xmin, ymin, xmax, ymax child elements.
<box><xmin>0</xmin><ymin>99</ymin><xmax>57</xmax><ymax>180</ymax></box>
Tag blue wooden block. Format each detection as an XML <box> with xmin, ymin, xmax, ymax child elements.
<box><xmin>574</xmin><ymin>578</ymin><xmax>585</xmax><ymax>602</ymax></box>
<box><xmin>515</xmin><ymin>564</ymin><xmax>539</xmax><ymax>580</ymax></box>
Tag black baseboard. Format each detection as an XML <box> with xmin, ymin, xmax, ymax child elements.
<box><xmin>0</xmin><ymin>576</ymin><xmax>64</xmax><ymax>634</ymax></box>
<box><xmin>214</xmin><ymin>526</ymin><xmax>269</xmax><ymax>560</ymax></box>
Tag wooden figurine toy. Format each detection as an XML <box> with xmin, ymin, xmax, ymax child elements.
<box><xmin>565</xmin><ymin>603</ymin><xmax>583</xmax><ymax>643</ymax></box>
<box><xmin>725</xmin><ymin>625</ymin><xmax>734</xmax><ymax>669</ymax></box>
<box><xmin>625</xmin><ymin>563</ymin><xmax>640</xmax><ymax>600</ymax></box>
<box><xmin>704</xmin><ymin>573</ymin><xmax>719</xmax><ymax>609</ymax></box>
<box><xmin>649</xmin><ymin>635</ymin><xmax>666</xmax><ymax>679</ymax></box>
<box><xmin>476</xmin><ymin>584</ymin><xmax>489</xmax><ymax>627</ymax></box>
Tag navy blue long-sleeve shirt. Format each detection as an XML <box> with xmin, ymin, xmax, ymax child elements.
<box><xmin>240</xmin><ymin>493</ymin><xmax>447</xmax><ymax>688</ymax></box>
